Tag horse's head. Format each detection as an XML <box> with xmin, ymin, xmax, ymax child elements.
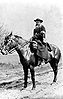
<box><xmin>1</xmin><ymin>32</ymin><xmax>19</xmax><ymax>54</ymax></box>
<box><xmin>4</xmin><ymin>32</ymin><xmax>12</xmax><ymax>45</ymax></box>
<box><xmin>1</xmin><ymin>32</ymin><xmax>29</xmax><ymax>55</ymax></box>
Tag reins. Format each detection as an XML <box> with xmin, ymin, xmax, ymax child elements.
<box><xmin>8</xmin><ymin>38</ymin><xmax>30</xmax><ymax>54</ymax></box>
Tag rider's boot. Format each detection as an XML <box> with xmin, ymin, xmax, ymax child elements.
<box><xmin>34</xmin><ymin>54</ymin><xmax>38</xmax><ymax>66</ymax></box>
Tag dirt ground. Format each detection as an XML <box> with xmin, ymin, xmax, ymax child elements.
<box><xmin>0</xmin><ymin>55</ymin><xmax>62</xmax><ymax>99</ymax></box>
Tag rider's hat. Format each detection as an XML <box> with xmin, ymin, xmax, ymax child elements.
<box><xmin>34</xmin><ymin>18</ymin><xmax>43</xmax><ymax>23</ymax></box>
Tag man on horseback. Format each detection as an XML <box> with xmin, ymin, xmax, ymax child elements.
<box><xmin>30</xmin><ymin>18</ymin><xmax>54</xmax><ymax>65</ymax></box>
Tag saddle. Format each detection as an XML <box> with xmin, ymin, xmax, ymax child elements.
<box><xmin>29</xmin><ymin>40</ymin><xmax>53</xmax><ymax>65</ymax></box>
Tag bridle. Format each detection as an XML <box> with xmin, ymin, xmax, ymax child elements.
<box><xmin>5</xmin><ymin>36</ymin><xmax>30</xmax><ymax>54</ymax></box>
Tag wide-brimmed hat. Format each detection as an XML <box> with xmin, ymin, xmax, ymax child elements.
<box><xmin>34</xmin><ymin>18</ymin><xmax>43</xmax><ymax>23</ymax></box>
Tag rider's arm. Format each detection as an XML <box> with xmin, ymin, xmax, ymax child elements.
<box><xmin>41</xmin><ymin>25</ymin><xmax>46</xmax><ymax>32</ymax></box>
<box><xmin>33</xmin><ymin>29</ymin><xmax>36</xmax><ymax>35</ymax></box>
<box><xmin>32</xmin><ymin>29</ymin><xmax>38</xmax><ymax>40</ymax></box>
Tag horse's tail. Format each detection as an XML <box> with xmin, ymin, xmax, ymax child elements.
<box><xmin>51</xmin><ymin>44</ymin><xmax>61</xmax><ymax>63</ymax></box>
<box><xmin>57</xmin><ymin>49</ymin><xmax>61</xmax><ymax>63</ymax></box>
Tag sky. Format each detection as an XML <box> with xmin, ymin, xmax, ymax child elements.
<box><xmin>0</xmin><ymin>0</ymin><xmax>63</xmax><ymax>51</ymax></box>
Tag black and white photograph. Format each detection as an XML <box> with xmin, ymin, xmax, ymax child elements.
<box><xmin>0</xmin><ymin>0</ymin><xmax>63</xmax><ymax>98</ymax></box>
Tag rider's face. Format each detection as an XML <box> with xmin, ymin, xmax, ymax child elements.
<box><xmin>36</xmin><ymin>21</ymin><xmax>41</xmax><ymax>26</ymax></box>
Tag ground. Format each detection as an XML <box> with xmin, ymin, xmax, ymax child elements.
<box><xmin>0</xmin><ymin>55</ymin><xmax>62</xmax><ymax>99</ymax></box>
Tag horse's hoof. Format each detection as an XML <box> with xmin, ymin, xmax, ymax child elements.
<box><xmin>50</xmin><ymin>82</ymin><xmax>53</xmax><ymax>85</ymax></box>
<box><xmin>50</xmin><ymin>80</ymin><xmax>56</xmax><ymax>85</ymax></box>
<box><xmin>50</xmin><ymin>82</ymin><xmax>55</xmax><ymax>85</ymax></box>
<box><xmin>53</xmin><ymin>79</ymin><xmax>57</xmax><ymax>83</ymax></box>
<box><xmin>32</xmin><ymin>86</ymin><xmax>36</xmax><ymax>90</ymax></box>
<box><xmin>32</xmin><ymin>87</ymin><xmax>35</xmax><ymax>90</ymax></box>
<box><xmin>24</xmin><ymin>85</ymin><xmax>27</xmax><ymax>88</ymax></box>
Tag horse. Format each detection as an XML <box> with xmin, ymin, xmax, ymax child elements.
<box><xmin>1</xmin><ymin>32</ymin><xmax>61</xmax><ymax>89</ymax></box>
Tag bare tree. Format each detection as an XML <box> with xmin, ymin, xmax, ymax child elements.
<box><xmin>0</xmin><ymin>23</ymin><xmax>9</xmax><ymax>44</ymax></box>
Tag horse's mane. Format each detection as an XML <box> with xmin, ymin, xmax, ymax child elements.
<box><xmin>13</xmin><ymin>35</ymin><xmax>29</xmax><ymax>48</ymax></box>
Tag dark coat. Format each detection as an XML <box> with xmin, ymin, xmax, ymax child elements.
<box><xmin>30</xmin><ymin>25</ymin><xmax>48</xmax><ymax>59</ymax></box>
<box><xmin>36</xmin><ymin>40</ymin><xmax>49</xmax><ymax>60</ymax></box>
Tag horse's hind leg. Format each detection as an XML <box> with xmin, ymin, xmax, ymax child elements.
<box><xmin>30</xmin><ymin>65</ymin><xmax>36</xmax><ymax>89</ymax></box>
<box><xmin>50</xmin><ymin>60</ymin><xmax>58</xmax><ymax>83</ymax></box>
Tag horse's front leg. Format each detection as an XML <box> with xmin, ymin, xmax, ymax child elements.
<box><xmin>30</xmin><ymin>65</ymin><xmax>36</xmax><ymax>89</ymax></box>
<box><xmin>23</xmin><ymin>68</ymin><xmax>28</xmax><ymax>88</ymax></box>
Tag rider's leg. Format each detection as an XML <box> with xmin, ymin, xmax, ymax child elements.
<box><xmin>34</xmin><ymin>53</ymin><xmax>42</xmax><ymax>66</ymax></box>
<box><xmin>37</xmin><ymin>53</ymin><xmax>43</xmax><ymax>66</ymax></box>
<box><xmin>34</xmin><ymin>53</ymin><xmax>38</xmax><ymax>66</ymax></box>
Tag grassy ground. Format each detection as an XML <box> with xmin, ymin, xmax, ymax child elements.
<box><xmin>0</xmin><ymin>54</ymin><xmax>62</xmax><ymax>99</ymax></box>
